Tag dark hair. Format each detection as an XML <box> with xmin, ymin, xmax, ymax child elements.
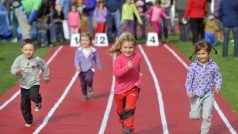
<box><xmin>21</xmin><ymin>38</ymin><xmax>37</xmax><ymax>49</ymax></box>
<box><xmin>189</xmin><ymin>40</ymin><xmax>217</xmax><ymax>60</ymax></box>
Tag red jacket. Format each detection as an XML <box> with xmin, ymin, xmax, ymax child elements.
<box><xmin>183</xmin><ymin>0</ymin><xmax>207</xmax><ymax>19</ymax></box>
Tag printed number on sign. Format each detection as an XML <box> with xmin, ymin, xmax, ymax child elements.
<box><xmin>149</xmin><ymin>36</ymin><xmax>156</xmax><ymax>43</ymax></box>
<box><xmin>96</xmin><ymin>36</ymin><xmax>105</xmax><ymax>44</ymax></box>
<box><xmin>75</xmin><ymin>36</ymin><xmax>80</xmax><ymax>44</ymax></box>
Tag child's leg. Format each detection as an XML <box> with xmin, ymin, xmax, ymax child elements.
<box><xmin>114</xmin><ymin>93</ymin><xmax>126</xmax><ymax>124</ymax></box>
<box><xmin>78</xmin><ymin>72</ymin><xmax>87</xmax><ymax>96</ymax></box>
<box><xmin>29</xmin><ymin>85</ymin><xmax>42</xmax><ymax>104</ymax></box>
<box><xmin>85</xmin><ymin>70</ymin><xmax>94</xmax><ymax>88</ymax></box>
<box><xmin>201</xmin><ymin>93</ymin><xmax>214</xmax><ymax>134</ymax></box>
<box><xmin>123</xmin><ymin>88</ymin><xmax>140</xmax><ymax>132</ymax></box>
<box><xmin>20</xmin><ymin>88</ymin><xmax>33</xmax><ymax>124</ymax></box>
<box><xmin>189</xmin><ymin>96</ymin><xmax>202</xmax><ymax>120</ymax></box>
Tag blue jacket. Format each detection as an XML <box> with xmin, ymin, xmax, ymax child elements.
<box><xmin>219</xmin><ymin>0</ymin><xmax>238</xmax><ymax>27</ymax></box>
<box><xmin>105</xmin><ymin>0</ymin><xmax>123</xmax><ymax>12</ymax></box>
<box><xmin>83</xmin><ymin>0</ymin><xmax>96</xmax><ymax>16</ymax></box>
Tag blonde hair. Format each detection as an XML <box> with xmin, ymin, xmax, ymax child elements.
<box><xmin>108</xmin><ymin>32</ymin><xmax>136</xmax><ymax>56</ymax></box>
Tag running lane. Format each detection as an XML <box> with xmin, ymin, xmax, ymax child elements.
<box><xmin>0</xmin><ymin>46</ymin><xmax>77</xmax><ymax>133</ymax></box>
<box><xmin>142</xmin><ymin>44</ymin><xmax>238</xmax><ymax>133</ymax></box>
<box><xmin>104</xmin><ymin>48</ymin><xmax>164</xmax><ymax>134</ymax></box>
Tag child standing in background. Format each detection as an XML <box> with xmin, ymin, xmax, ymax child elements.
<box><xmin>204</xmin><ymin>15</ymin><xmax>221</xmax><ymax>47</ymax></box>
<box><xmin>68</xmin><ymin>5</ymin><xmax>81</xmax><ymax>37</ymax></box>
<box><xmin>144</xmin><ymin>0</ymin><xmax>169</xmax><ymax>41</ymax></box>
<box><xmin>185</xmin><ymin>41</ymin><xmax>222</xmax><ymax>134</ymax></box>
<box><xmin>119</xmin><ymin>0</ymin><xmax>142</xmax><ymax>36</ymax></box>
<box><xmin>108</xmin><ymin>32</ymin><xmax>142</xmax><ymax>134</ymax></box>
<box><xmin>74</xmin><ymin>32</ymin><xmax>102</xmax><ymax>101</ymax></box>
<box><xmin>93</xmin><ymin>0</ymin><xmax>107</xmax><ymax>38</ymax></box>
<box><xmin>10</xmin><ymin>38</ymin><xmax>50</xmax><ymax>127</ymax></box>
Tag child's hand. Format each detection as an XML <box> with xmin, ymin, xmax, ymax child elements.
<box><xmin>127</xmin><ymin>61</ymin><xmax>133</xmax><ymax>68</ymax></box>
<box><xmin>76</xmin><ymin>67</ymin><xmax>81</xmax><ymax>72</ymax></box>
<box><xmin>187</xmin><ymin>93</ymin><xmax>194</xmax><ymax>99</ymax></box>
<box><xmin>139</xmin><ymin>72</ymin><xmax>143</xmax><ymax>77</ymax></box>
<box><xmin>44</xmin><ymin>79</ymin><xmax>50</xmax><ymax>84</ymax></box>
<box><xmin>214</xmin><ymin>87</ymin><xmax>220</xmax><ymax>94</ymax></box>
<box><xmin>15</xmin><ymin>68</ymin><xmax>21</xmax><ymax>76</ymax></box>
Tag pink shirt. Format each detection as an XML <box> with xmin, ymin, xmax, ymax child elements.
<box><xmin>113</xmin><ymin>52</ymin><xmax>142</xmax><ymax>94</ymax></box>
<box><xmin>67</xmin><ymin>12</ymin><xmax>81</xmax><ymax>28</ymax></box>
<box><xmin>145</xmin><ymin>5</ymin><xmax>168</xmax><ymax>23</ymax></box>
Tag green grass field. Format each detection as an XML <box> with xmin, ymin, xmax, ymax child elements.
<box><xmin>170</xmin><ymin>35</ymin><xmax>238</xmax><ymax>112</ymax></box>
<box><xmin>1</xmin><ymin>37</ymin><xmax>238</xmax><ymax>113</ymax></box>
<box><xmin>0</xmin><ymin>41</ymin><xmax>51</xmax><ymax>95</ymax></box>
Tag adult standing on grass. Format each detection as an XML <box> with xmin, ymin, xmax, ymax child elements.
<box><xmin>218</xmin><ymin>0</ymin><xmax>238</xmax><ymax>57</ymax></box>
<box><xmin>185</xmin><ymin>41</ymin><xmax>222</xmax><ymax>134</ymax></box>
<box><xmin>10</xmin><ymin>38</ymin><xmax>50</xmax><ymax>127</ymax></box>
<box><xmin>182</xmin><ymin>0</ymin><xmax>207</xmax><ymax>44</ymax></box>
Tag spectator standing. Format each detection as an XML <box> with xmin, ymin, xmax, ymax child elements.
<box><xmin>219</xmin><ymin>0</ymin><xmax>238</xmax><ymax>57</ymax></box>
<box><xmin>105</xmin><ymin>0</ymin><xmax>124</xmax><ymax>43</ymax></box>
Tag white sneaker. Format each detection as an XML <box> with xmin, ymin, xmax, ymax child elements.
<box><xmin>34</xmin><ymin>103</ymin><xmax>42</xmax><ymax>112</ymax></box>
<box><xmin>25</xmin><ymin>123</ymin><xmax>32</xmax><ymax>127</ymax></box>
<box><xmin>87</xmin><ymin>87</ymin><xmax>94</xmax><ymax>97</ymax></box>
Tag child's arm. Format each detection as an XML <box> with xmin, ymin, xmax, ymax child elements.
<box><xmin>113</xmin><ymin>59</ymin><xmax>131</xmax><ymax>78</ymax></box>
<box><xmin>10</xmin><ymin>56</ymin><xmax>22</xmax><ymax>76</ymax></box>
<box><xmin>37</xmin><ymin>57</ymin><xmax>50</xmax><ymax>83</ymax></box>
<box><xmin>185</xmin><ymin>64</ymin><xmax>195</xmax><ymax>98</ymax></box>
<box><xmin>94</xmin><ymin>51</ymin><xmax>102</xmax><ymax>71</ymax></box>
<box><xmin>74</xmin><ymin>49</ymin><xmax>81</xmax><ymax>72</ymax></box>
<box><xmin>133</xmin><ymin>4</ymin><xmax>142</xmax><ymax>25</ymax></box>
<box><xmin>214</xmin><ymin>64</ymin><xmax>222</xmax><ymax>94</ymax></box>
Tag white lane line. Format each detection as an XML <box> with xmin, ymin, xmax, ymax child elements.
<box><xmin>0</xmin><ymin>46</ymin><xmax>64</xmax><ymax>111</ymax></box>
<box><xmin>98</xmin><ymin>76</ymin><xmax>115</xmax><ymax>134</ymax></box>
<box><xmin>138</xmin><ymin>45</ymin><xmax>169</xmax><ymax>134</ymax></box>
<box><xmin>33</xmin><ymin>72</ymin><xmax>78</xmax><ymax>134</ymax></box>
<box><xmin>98</xmin><ymin>56</ymin><xmax>115</xmax><ymax>134</ymax></box>
<box><xmin>164</xmin><ymin>44</ymin><xmax>237</xmax><ymax>134</ymax></box>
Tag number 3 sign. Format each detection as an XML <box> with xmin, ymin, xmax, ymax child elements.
<box><xmin>146</xmin><ymin>32</ymin><xmax>159</xmax><ymax>46</ymax></box>
<box><xmin>94</xmin><ymin>33</ymin><xmax>108</xmax><ymax>47</ymax></box>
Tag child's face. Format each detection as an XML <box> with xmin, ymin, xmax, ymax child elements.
<box><xmin>120</xmin><ymin>41</ymin><xmax>135</xmax><ymax>57</ymax></box>
<box><xmin>71</xmin><ymin>6</ymin><xmax>76</xmax><ymax>12</ymax></box>
<box><xmin>196</xmin><ymin>49</ymin><xmax>209</xmax><ymax>64</ymax></box>
<box><xmin>22</xmin><ymin>44</ymin><xmax>36</xmax><ymax>59</ymax></box>
<box><xmin>80</xmin><ymin>36</ymin><xmax>91</xmax><ymax>48</ymax></box>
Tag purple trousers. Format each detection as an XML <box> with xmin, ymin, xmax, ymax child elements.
<box><xmin>78</xmin><ymin>70</ymin><xmax>94</xmax><ymax>95</ymax></box>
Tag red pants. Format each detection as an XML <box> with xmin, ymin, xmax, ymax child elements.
<box><xmin>114</xmin><ymin>87</ymin><xmax>140</xmax><ymax>132</ymax></box>
<box><xmin>93</xmin><ymin>22</ymin><xmax>106</xmax><ymax>38</ymax></box>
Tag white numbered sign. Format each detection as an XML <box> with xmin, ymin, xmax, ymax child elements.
<box><xmin>70</xmin><ymin>33</ymin><xmax>80</xmax><ymax>47</ymax></box>
<box><xmin>94</xmin><ymin>33</ymin><xmax>108</xmax><ymax>47</ymax></box>
<box><xmin>146</xmin><ymin>32</ymin><xmax>159</xmax><ymax>46</ymax></box>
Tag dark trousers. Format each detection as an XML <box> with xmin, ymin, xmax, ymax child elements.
<box><xmin>189</xmin><ymin>18</ymin><xmax>205</xmax><ymax>44</ymax></box>
<box><xmin>78</xmin><ymin>70</ymin><xmax>94</xmax><ymax>95</ymax></box>
<box><xmin>20</xmin><ymin>85</ymin><xmax>42</xmax><ymax>124</ymax></box>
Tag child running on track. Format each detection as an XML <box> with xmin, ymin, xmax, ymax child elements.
<box><xmin>185</xmin><ymin>40</ymin><xmax>222</xmax><ymax>134</ymax></box>
<box><xmin>108</xmin><ymin>32</ymin><xmax>142</xmax><ymax>134</ymax></box>
<box><xmin>74</xmin><ymin>32</ymin><xmax>102</xmax><ymax>101</ymax></box>
<box><xmin>10</xmin><ymin>38</ymin><xmax>50</xmax><ymax>127</ymax></box>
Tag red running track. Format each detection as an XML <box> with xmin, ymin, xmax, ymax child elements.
<box><xmin>0</xmin><ymin>45</ymin><xmax>237</xmax><ymax>134</ymax></box>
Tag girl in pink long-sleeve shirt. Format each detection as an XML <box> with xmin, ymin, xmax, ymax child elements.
<box><xmin>145</xmin><ymin>0</ymin><xmax>169</xmax><ymax>40</ymax></box>
<box><xmin>67</xmin><ymin>5</ymin><xmax>81</xmax><ymax>37</ymax></box>
<box><xmin>108</xmin><ymin>32</ymin><xmax>142</xmax><ymax>134</ymax></box>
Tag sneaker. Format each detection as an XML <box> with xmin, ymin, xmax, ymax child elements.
<box><xmin>123</xmin><ymin>128</ymin><xmax>133</xmax><ymax>134</ymax></box>
<box><xmin>25</xmin><ymin>123</ymin><xmax>32</xmax><ymax>127</ymax></box>
<box><xmin>87</xmin><ymin>87</ymin><xmax>94</xmax><ymax>97</ymax></box>
<box><xmin>35</xmin><ymin>103</ymin><xmax>42</xmax><ymax>112</ymax></box>
<box><xmin>121</xmin><ymin>124</ymin><xmax>125</xmax><ymax>133</ymax></box>
<box><xmin>81</xmin><ymin>95</ymin><xmax>88</xmax><ymax>101</ymax></box>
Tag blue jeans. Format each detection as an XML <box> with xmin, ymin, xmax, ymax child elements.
<box><xmin>106</xmin><ymin>10</ymin><xmax>121</xmax><ymax>43</ymax></box>
<box><xmin>222</xmin><ymin>27</ymin><xmax>238</xmax><ymax>57</ymax></box>
<box><xmin>87</xmin><ymin>16</ymin><xmax>94</xmax><ymax>37</ymax></box>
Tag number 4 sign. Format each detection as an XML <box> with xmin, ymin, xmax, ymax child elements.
<box><xmin>70</xmin><ymin>33</ymin><xmax>80</xmax><ymax>47</ymax></box>
<box><xmin>94</xmin><ymin>33</ymin><xmax>108</xmax><ymax>47</ymax></box>
<box><xmin>146</xmin><ymin>32</ymin><xmax>159</xmax><ymax>46</ymax></box>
